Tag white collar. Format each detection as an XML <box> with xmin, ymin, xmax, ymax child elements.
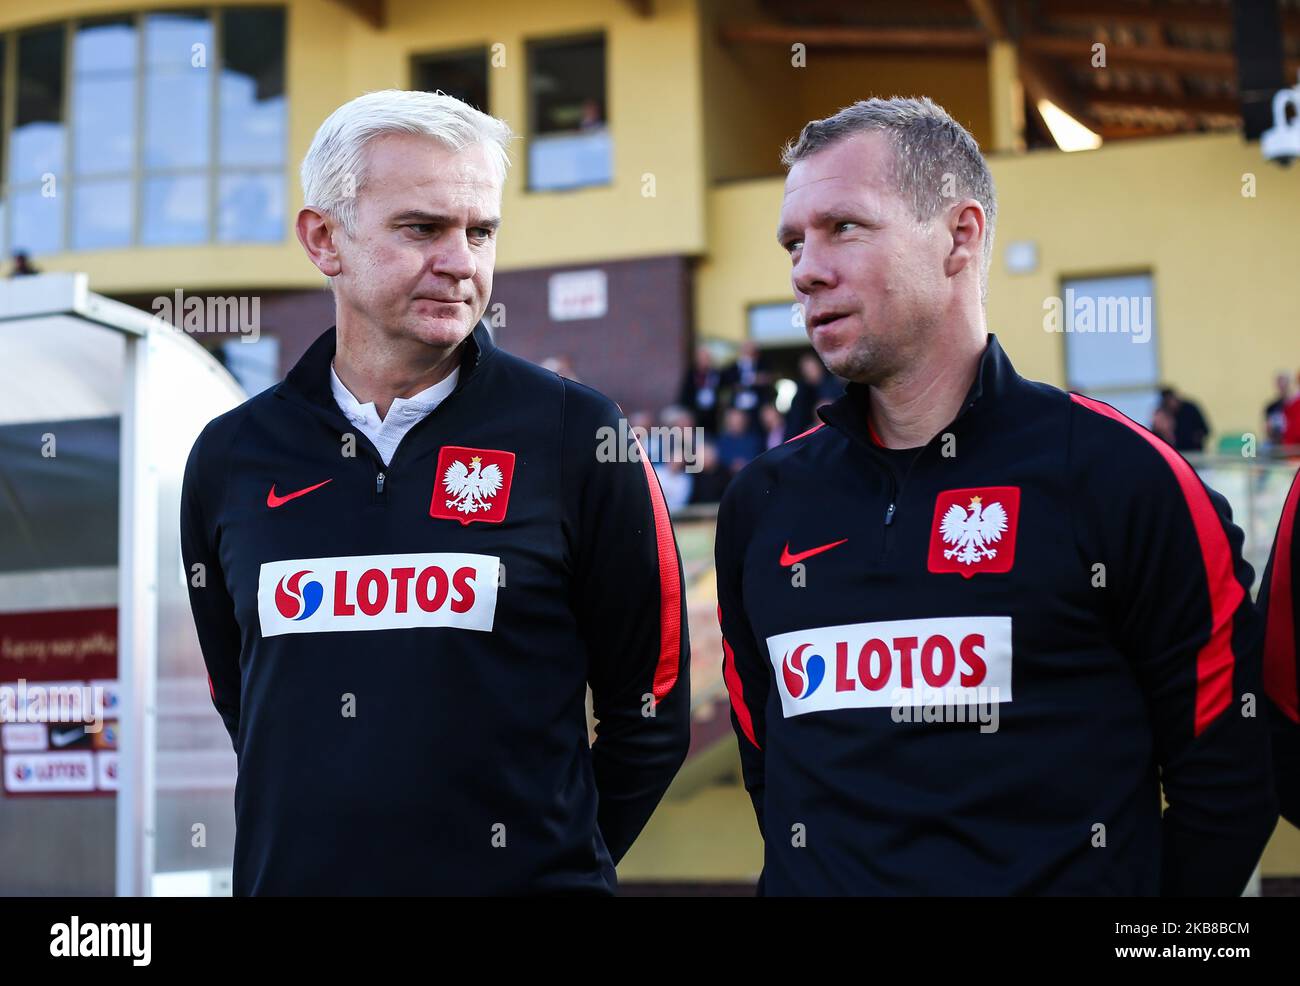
<box><xmin>329</xmin><ymin>361</ymin><xmax>459</xmax><ymax>427</ymax></box>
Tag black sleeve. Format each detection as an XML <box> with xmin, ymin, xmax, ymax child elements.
<box><xmin>714</xmin><ymin>478</ymin><xmax>769</xmax><ymax>840</ymax></box>
<box><xmin>563</xmin><ymin>382</ymin><xmax>691</xmax><ymax>864</ymax></box>
<box><xmin>1075</xmin><ymin>403</ymin><xmax>1278</xmax><ymax>895</ymax></box>
<box><xmin>179</xmin><ymin>423</ymin><xmax>243</xmax><ymax>751</ymax></box>
<box><xmin>1258</xmin><ymin>467</ymin><xmax>1300</xmax><ymax>827</ymax></box>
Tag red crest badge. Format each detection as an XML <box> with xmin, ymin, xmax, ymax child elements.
<box><xmin>430</xmin><ymin>446</ymin><xmax>516</xmax><ymax>525</ymax></box>
<box><xmin>927</xmin><ymin>486</ymin><xmax>1020</xmax><ymax>578</ymax></box>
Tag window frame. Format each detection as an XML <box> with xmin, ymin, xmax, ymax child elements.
<box><xmin>524</xmin><ymin>30</ymin><xmax>612</xmax><ymax>194</ymax></box>
<box><xmin>0</xmin><ymin>5</ymin><xmax>289</xmax><ymax>254</ymax></box>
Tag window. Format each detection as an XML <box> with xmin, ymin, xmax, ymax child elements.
<box><xmin>10</xmin><ymin>27</ymin><xmax>65</xmax><ymax>255</ymax></box>
<box><xmin>413</xmin><ymin>49</ymin><xmax>489</xmax><ymax>112</ymax></box>
<box><xmin>0</xmin><ymin>7</ymin><xmax>287</xmax><ymax>256</ymax></box>
<box><xmin>219</xmin><ymin>335</ymin><xmax>280</xmax><ymax>395</ymax></box>
<box><xmin>527</xmin><ymin>35</ymin><xmax>610</xmax><ymax>191</ymax></box>
<box><xmin>748</xmin><ymin>301</ymin><xmax>806</xmax><ymax>345</ymax></box>
<box><xmin>217</xmin><ymin>7</ymin><xmax>286</xmax><ymax>243</ymax></box>
<box><xmin>141</xmin><ymin>10</ymin><xmax>213</xmax><ymax>244</ymax></box>
<box><xmin>1061</xmin><ymin>273</ymin><xmax>1160</xmax><ymax>426</ymax></box>
<box><xmin>72</xmin><ymin>17</ymin><xmax>136</xmax><ymax>249</ymax></box>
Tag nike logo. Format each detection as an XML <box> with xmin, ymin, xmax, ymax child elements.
<box><xmin>780</xmin><ymin>539</ymin><xmax>848</xmax><ymax>566</ymax></box>
<box><xmin>50</xmin><ymin>727</ymin><xmax>85</xmax><ymax>749</ymax></box>
<box><xmin>267</xmin><ymin>479</ymin><xmax>333</xmax><ymax>508</ymax></box>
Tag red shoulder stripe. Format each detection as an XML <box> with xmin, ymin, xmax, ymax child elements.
<box><xmin>1071</xmin><ymin>394</ymin><xmax>1243</xmax><ymax>735</ymax></box>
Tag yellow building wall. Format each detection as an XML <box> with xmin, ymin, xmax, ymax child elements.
<box><xmin>1</xmin><ymin>0</ymin><xmax>708</xmax><ymax>293</ymax></box>
<box><xmin>696</xmin><ymin>132</ymin><xmax>1300</xmax><ymax>443</ymax></box>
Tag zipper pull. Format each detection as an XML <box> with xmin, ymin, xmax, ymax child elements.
<box><xmin>884</xmin><ymin>502</ymin><xmax>896</xmax><ymax>526</ymax></box>
<box><xmin>376</xmin><ymin>472</ymin><xmax>386</xmax><ymax>494</ymax></box>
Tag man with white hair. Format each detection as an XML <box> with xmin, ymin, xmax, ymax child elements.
<box><xmin>716</xmin><ymin>96</ymin><xmax>1276</xmax><ymax>895</ymax></box>
<box><xmin>181</xmin><ymin>90</ymin><xmax>689</xmax><ymax>894</ymax></box>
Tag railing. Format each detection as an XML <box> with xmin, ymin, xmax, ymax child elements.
<box><xmin>1185</xmin><ymin>453</ymin><xmax>1299</xmax><ymax>589</ymax></box>
<box><xmin>669</xmin><ymin>452</ymin><xmax>1300</xmax><ymax>594</ymax></box>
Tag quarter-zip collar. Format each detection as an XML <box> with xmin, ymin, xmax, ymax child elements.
<box><xmin>817</xmin><ymin>332</ymin><xmax>1018</xmax><ymax>457</ymax></box>
<box><xmin>278</xmin><ymin>319</ymin><xmax>496</xmax><ymax>412</ymax></box>
<box><xmin>274</xmin><ymin>319</ymin><xmax>499</xmax><ymax>471</ymax></box>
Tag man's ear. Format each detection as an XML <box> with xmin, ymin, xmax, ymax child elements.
<box><xmin>944</xmin><ymin>199</ymin><xmax>985</xmax><ymax>280</ymax></box>
<box><xmin>296</xmin><ymin>206</ymin><xmax>344</xmax><ymax>278</ymax></box>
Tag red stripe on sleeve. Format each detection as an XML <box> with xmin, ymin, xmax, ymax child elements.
<box><xmin>1265</xmin><ymin>469</ymin><xmax>1300</xmax><ymax>723</ymax></box>
<box><xmin>719</xmin><ymin>604</ymin><xmax>760</xmax><ymax>749</ymax></box>
<box><xmin>1071</xmin><ymin>394</ymin><xmax>1244</xmax><ymax>735</ymax></box>
<box><xmin>635</xmin><ymin>440</ymin><xmax>682</xmax><ymax>701</ymax></box>
<box><xmin>784</xmin><ymin>422</ymin><xmax>824</xmax><ymax>444</ymax></box>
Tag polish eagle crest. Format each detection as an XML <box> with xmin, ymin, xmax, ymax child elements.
<box><xmin>442</xmin><ymin>455</ymin><xmax>504</xmax><ymax>514</ymax></box>
<box><xmin>939</xmin><ymin>495</ymin><xmax>1008</xmax><ymax>566</ymax></box>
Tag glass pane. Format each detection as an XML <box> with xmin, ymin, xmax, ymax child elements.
<box><xmin>217</xmin><ymin>171</ymin><xmax>283</xmax><ymax>242</ymax></box>
<box><xmin>141</xmin><ymin>174</ymin><xmax>208</xmax><ymax>245</ymax></box>
<box><xmin>528</xmin><ymin>130</ymin><xmax>612</xmax><ymax>191</ymax></box>
<box><xmin>144</xmin><ymin>71</ymin><xmax>210</xmax><ymax>169</ymax></box>
<box><xmin>73</xmin><ymin>178</ymin><xmax>133</xmax><ymax>250</ymax></box>
<box><xmin>748</xmin><ymin>302</ymin><xmax>805</xmax><ymax>344</ymax></box>
<box><xmin>73</xmin><ymin>20</ymin><xmax>136</xmax><ymax>177</ymax></box>
<box><xmin>1062</xmin><ymin>274</ymin><xmax>1159</xmax><ymax>390</ymax></box>
<box><xmin>413</xmin><ymin>50</ymin><xmax>489</xmax><ymax>111</ymax></box>
<box><xmin>529</xmin><ymin>36</ymin><xmax>606</xmax><ymax>135</ymax></box>
<box><xmin>146</xmin><ymin>12</ymin><xmax>211</xmax><ymax>69</ymax></box>
<box><xmin>219</xmin><ymin>8</ymin><xmax>286</xmax><ymax>167</ymax></box>
<box><xmin>75</xmin><ymin>17</ymin><xmax>135</xmax><ymax>73</ymax></box>
<box><xmin>220</xmin><ymin>336</ymin><xmax>280</xmax><ymax>396</ymax></box>
<box><xmin>148</xmin><ymin>327</ymin><xmax>243</xmax><ymax>893</ymax></box>
<box><xmin>144</xmin><ymin>13</ymin><xmax>211</xmax><ymax>169</ymax></box>
<box><xmin>73</xmin><ymin>77</ymin><xmax>136</xmax><ymax>176</ymax></box>
<box><xmin>12</xmin><ymin>28</ymin><xmax>66</xmax><ymax>185</ymax></box>
<box><xmin>10</xmin><ymin>186</ymin><xmax>63</xmax><ymax>255</ymax></box>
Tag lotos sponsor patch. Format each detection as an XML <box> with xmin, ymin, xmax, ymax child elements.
<box><xmin>765</xmin><ymin>615</ymin><xmax>1012</xmax><ymax>718</ymax></box>
<box><xmin>258</xmin><ymin>552</ymin><xmax>500</xmax><ymax>637</ymax></box>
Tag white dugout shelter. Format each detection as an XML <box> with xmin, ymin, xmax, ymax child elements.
<box><xmin>0</xmin><ymin>273</ymin><xmax>244</xmax><ymax>895</ymax></box>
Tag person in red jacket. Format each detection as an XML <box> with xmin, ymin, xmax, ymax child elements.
<box><xmin>1261</xmin><ymin>466</ymin><xmax>1300</xmax><ymax>825</ymax></box>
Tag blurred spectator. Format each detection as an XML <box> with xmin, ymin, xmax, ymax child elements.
<box><xmin>578</xmin><ymin>97</ymin><xmax>605</xmax><ymax>132</ymax></box>
<box><xmin>723</xmin><ymin>340</ymin><xmax>774</xmax><ymax>426</ymax></box>
<box><xmin>1285</xmin><ymin>372</ymin><xmax>1300</xmax><ymax>448</ymax></box>
<box><xmin>659</xmin><ymin>404</ymin><xmax>696</xmax><ymax>456</ymax></box>
<box><xmin>656</xmin><ymin>457</ymin><xmax>692</xmax><ymax>511</ymax></box>
<box><xmin>541</xmin><ymin>354</ymin><xmax>580</xmax><ymax>381</ymax></box>
<box><xmin>785</xmin><ymin>352</ymin><xmax>842</xmax><ymax>440</ymax></box>
<box><xmin>1151</xmin><ymin>404</ymin><xmax>1177</xmax><ymax>447</ymax></box>
<box><xmin>1265</xmin><ymin>372</ymin><xmax>1293</xmax><ymax>444</ymax></box>
<box><xmin>760</xmin><ymin>403</ymin><xmax>786</xmax><ymax>451</ymax></box>
<box><xmin>9</xmin><ymin>251</ymin><xmax>38</xmax><ymax>277</ymax></box>
<box><xmin>689</xmin><ymin>442</ymin><xmax>731</xmax><ymax>504</ymax></box>
<box><xmin>1156</xmin><ymin>386</ymin><xmax>1209</xmax><ymax>453</ymax></box>
<box><xmin>679</xmin><ymin>344</ymin><xmax>723</xmax><ymax>434</ymax></box>
<box><xmin>717</xmin><ymin>407</ymin><xmax>761</xmax><ymax>473</ymax></box>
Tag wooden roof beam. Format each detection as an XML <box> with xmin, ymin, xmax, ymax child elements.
<box><xmin>717</xmin><ymin>23</ymin><xmax>988</xmax><ymax>53</ymax></box>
